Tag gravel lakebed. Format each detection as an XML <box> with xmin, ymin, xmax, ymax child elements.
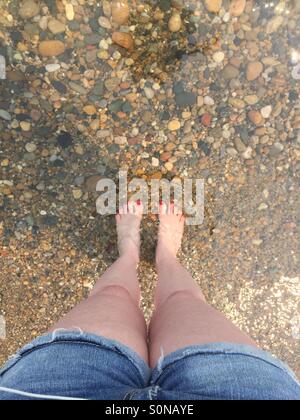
<box><xmin>0</xmin><ymin>0</ymin><xmax>299</xmax><ymax>377</ymax></box>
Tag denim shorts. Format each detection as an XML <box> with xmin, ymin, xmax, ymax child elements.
<box><xmin>0</xmin><ymin>330</ymin><xmax>299</xmax><ymax>400</ymax></box>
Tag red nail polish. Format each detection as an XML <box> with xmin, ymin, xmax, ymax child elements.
<box><xmin>137</xmin><ymin>199</ymin><xmax>141</xmax><ymax>206</ymax></box>
<box><xmin>160</xmin><ymin>200</ymin><xmax>163</xmax><ymax>205</ymax></box>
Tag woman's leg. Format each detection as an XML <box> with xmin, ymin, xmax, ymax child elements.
<box><xmin>50</xmin><ymin>202</ymin><xmax>148</xmax><ymax>363</ymax></box>
<box><xmin>149</xmin><ymin>203</ymin><xmax>257</xmax><ymax>368</ymax></box>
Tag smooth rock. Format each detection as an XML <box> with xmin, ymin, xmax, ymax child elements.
<box><xmin>39</xmin><ymin>40</ymin><xmax>65</xmax><ymax>57</ymax></box>
<box><xmin>244</xmin><ymin>95</ymin><xmax>259</xmax><ymax>105</ymax></box>
<box><xmin>48</xmin><ymin>19</ymin><xmax>66</xmax><ymax>35</ymax></box>
<box><xmin>112</xmin><ymin>32</ymin><xmax>134</xmax><ymax>50</ymax></box>
<box><xmin>168</xmin><ymin>120</ymin><xmax>181</xmax><ymax>131</ymax></box>
<box><xmin>65</xmin><ymin>3</ymin><xmax>75</xmax><ymax>21</ymax></box>
<box><xmin>73</xmin><ymin>189</ymin><xmax>83</xmax><ymax>200</ymax></box>
<box><xmin>19</xmin><ymin>0</ymin><xmax>40</xmax><ymax>20</ymax></box>
<box><xmin>25</xmin><ymin>143</ymin><xmax>37</xmax><ymax>153</ymax></box>
<box><xmin>229</xmin><ymin>98</ymin><xmax>245</xmax><ymax>109</ymax></box>
<box><xmin>144</xmin><ymin>87</ymin><xmax>155</xmax><ymax>100</ymax></box>
<box><xmin>222</xmin><ymin>64</ymin><xmax>239</xmax><ymax>80</ymax></box>
<box><xmin>112</xmin><ymin>0</ymin><xmax>130</xmax><ymax>25</ymax></box>
<box><xmin>261</xmin><ymin>105</ymin><xmax>272</xmax><ymax>119</ymax></box>
<box><xmin>98</xmin><ymin>16</ymin><xmax>111</xmax><ymax>29</ymax></box>
<box><xmin>204</xmin><ymin>0</ymin><xmax>222</xmax><ymax>13</ymax></box>
<box><xmin>57</xmin><ymin>132</ymin><xmax>73</xmax><ymax>148</ymax></box>
<box><xmin>69</xmin><ymin>82</ymin><xmax>88</xmax><ymax>95</ymax></box>
<box><xmin>248</xmin><ymin>110</ymin><xmax>263</xmax><ymax>126</ymax></box>
<box><xmin>213</xmin><ymin>51</ymin><xmax>225</xmax><ymax>63</ymax></box>
<box><xmin>204</xmin><ymin>96</ymin><xmax>215</xmax><ymax>106</ymax></box>
<box><xmin>20</xmin><ymin>121</ymin><xmax>31</xmax><ymax>131</ymax></box>
<box><xmin>247</xmin><ymin>61</ymin><xmax>263</xmax><ymax>81</ymax></box>
<box><xmin>229</xmin><ymin>0</ymin><xmax>246</xmax><ymax>17</ymax></box>
<box><xmin>266</xmin><ymin>16</ymin><xmax>284</xmax><ymax>34</ymax></box>
<box><xmin>83</xmin><ymin>105</ymin><xmax>97</xmax><ymax>115</ymax></box>
<box><xmin>201</xmin><ymin>113</ymin><xmax>212</xmax><ymax>127</ymax></box>
<box><xmin>45</xmin><ymin>63</ymin><xmax>61</xmax><ymax>73</ymax></box>
<box><xmin>0</xmin><ymin>110</ymin><xmax>12</xmax><ymax>121</ymax></box>
<box><xmin>168</xmin><ymin>13</ymin><xmax>182</xmax><ymax>32</ymax></box>
<box><xmin>175</xmin><ymin>92</ymin><xmax>197</xmax><ymax>107</ymax></box>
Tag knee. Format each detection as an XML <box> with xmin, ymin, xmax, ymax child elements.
<box><xmin>93</xmin><ymin>285</ymin><xmax>138</xmax><ymax>304</ymax></box>
<box><xmin>158</xmin><ymin>289</ymin><xmax>205</xmax><ymax>308</ymax></box>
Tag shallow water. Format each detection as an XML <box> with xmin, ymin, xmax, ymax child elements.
<box><xmin>0</xmin><ymin>0</ymin><xmax>299</xmax><ymax>376</ymax></box>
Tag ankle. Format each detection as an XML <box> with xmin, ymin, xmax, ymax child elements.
<box><xmin>155</xmin><ymin>248</ymin><xmax>178</xmax><ymax>266</ymax></box>
<box><xmin>120</xmin><ymin>249</ymin><xmax>140</xmax><ymax>264</ymax></box>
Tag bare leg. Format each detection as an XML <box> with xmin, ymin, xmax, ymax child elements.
<box><xmin>149</xmin><ymin>203</ymin><xmax>257</xmax><ymax>368</ymax></box>
<box><xmin>51</xmin><ymin>202</ymin><xmax>148</xmax><ymax>364</ymax></box>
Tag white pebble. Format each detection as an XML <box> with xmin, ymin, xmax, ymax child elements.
<box><xmin>261</xmin><ymin>105</ymin><xmax>272</xmax><ymax>119</ymax></box>
<box><xmin>65</xmin><ymin>3</ymin><xmax>75</xmax><ymax>21</ymax></box>
<box><xmin>25</xmin><ymin>143</ymin><xmax>37</xmax><ymax>153</ymax></box>
<box><xmin>243</xmin><ymin>147</ymin><xmax>253</xmax><ymax>160</ymax></box>
<box><xmin>292</xmin><ymin>63</ymin><xmax>300</xmax><ymax>80</ymax></box>
<box><xmin>204</xmin><ymin>96</ymin><xmax>215</xmax><ymax>106</ymax></box>
<box><xmin>213</xmin><ymin>51</ymin><xmax>225</xmax><ymax>63</ymax></box>
<box><xmin>223</xmin><ymin>12</ymin><xmax>230</xmax><ymax>23</ymax></box>
<box><xmin>152</xmin><ymin>157</ymin><xmax>159</xmax><ymax>167</ymax></box>
<box><xmin>144</xmin><ymin>87</ymin><xmax>155</xmax><ymax>100</ymax></box>
<box><xmin>45</xmin><ymin>64</ymin><xmax>61</xmax><ymax>73</ymax></box>
<box><xmin>99</xmin><ymin>40</ymin><xmax>109</xmax><ymax>50</ymax></box>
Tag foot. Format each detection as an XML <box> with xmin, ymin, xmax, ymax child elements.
<box><xmin>116</xmin><ymin>201</ymin><xmax>143</xmax><ymax>262</ymax></box>
<box><xmin>156</xmin><ymin>202</ymin><xmax>185</xmax><ymax>263</ymax></box>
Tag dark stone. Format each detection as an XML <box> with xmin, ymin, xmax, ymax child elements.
<box><xmin>159</xmin><ymin>0</ymin><xmax>171</xmax><ymax>12</ymax></box>
<box><xmin>43</xmin><ymin>0</ymin><xmax>57</xmax><ymax>15</ymax></box>
<box><xmin>25</xmin><ymin>65</ymin><xmax>40</xmax><ymax>74</ymax></box>
<box><xmin>108</xmin><ymin>144</ymin><xmax>120</xmax><ymax>154</ymax></box>
<box><xmin>91</xmin><ymin>81</ymin><xmax>105</xmax><ymax>96</ymax></box>
<box><xmin>57</xmin><ymin>131</ymin><xmax>73</xmax><ymax>148</ymax></box>
<box><xmin>52</xmin><ymin>159</ymin><xmax>65</xmax><ymax>167</ymax></box>
<box><xmin>84</xmin><ymin>34</ymin><xmax>102</xmax><ymax>45</ymax></box>
<box><xmin>10</xmin><ymin>30</ymin><xmax>23</xmax><ymax>43</ymax></box>
<box><xmin>216</xmin><ymin>104</ymin><xmax>231</xmax><ymax>118</ymax></box>
<box><xmin>188</xmin><ymin>35</ymin><xmax>197</xmax><ymax>46</ymax></box>
<box><xmin>233</xmin><ymin>37</ymin><xmax>242</xmax><ymax>46</ymax></box>
<box><xmin>16</xmin><ymin>113</ymin><xmax>31</xmax><ymax>121</ymax></box>
<box><xmin>289</xmin><ymin>90</ymin><xmax>298</xmax><ymax>102</ymax></box>
<box><xmin>173</xmin><ymin>81</ymin><xmax>185</xmax><ymax>94</ymax></box>
<box><xmin>160</xmin><ymin>110</ymin><xmax>170</xmax><ymax>120</ymax></box>
<box><xmin>203</xmin><ymin>68</ymin><xmax>210</xmax><ymax>79</ymax></box>
<box><xmin>41</xmin><ymin>215</ymin><xmax>59</xmax><ymax>227</ymax></box>
<box><xmin>235</xmin><ymin>125</ymin><xmax>250</xmax><ymax>144</ymax></box>
<box><xmin>175</xmin><ymin>92</ymin><xmax>197</xmax><ymax>108</ymax></box>
<box><xmin>68</xmin><ymin>21</ymin><xmax>80</xmax><ymax>31</ymax></box>
<box><xmin>122</xmin><ymin>101</ymin><xmax>132</xmax><ymax>114</ymax></box>
<box><xmin>198</xmin><ymin>141</ymin><xmax>211</xmax><ymax>156</ymax></box>
<box><xmin>36</xmin><ymin>126</ymin><xmax>53</xmax><ymax>137</ymax></box>
<box><xmin>52</xmin><ymin>81</ymin><xmax>68</xmax><ymax>95</ymax></box>
<box><xmin>108</xmin><ymin>99</ymin><xmax>123</xmax><ymax>113</ymax></box>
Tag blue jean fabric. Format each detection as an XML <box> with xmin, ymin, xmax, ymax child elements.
<box><xmin>0</xmin><ymin>330</ymin><xmax>299</xmax><ymax>400</ymax></box>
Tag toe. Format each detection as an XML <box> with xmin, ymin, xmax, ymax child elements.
<box><xmin>135</xmin><ymin>200</ymin><xmax>144</xmax><ymax>216</ymax></box>
<box><xmin>168</xmin><ymin>202</ymin><xmax>175</xmax><ymax>215</ymax></box>
<box><xmin>128</xmin><ymin>201</ymin><xmax>135</xmax><ymax>214</ymax></box>
<box><xmin>159</xmin><ymin>201</ymin><xmax>168</xmax><ymax>216</ymax></box>
<box><xmin>174</xmin><ymin>204</ymin><xmax>183</xmax><ymax>218</ymax></box>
